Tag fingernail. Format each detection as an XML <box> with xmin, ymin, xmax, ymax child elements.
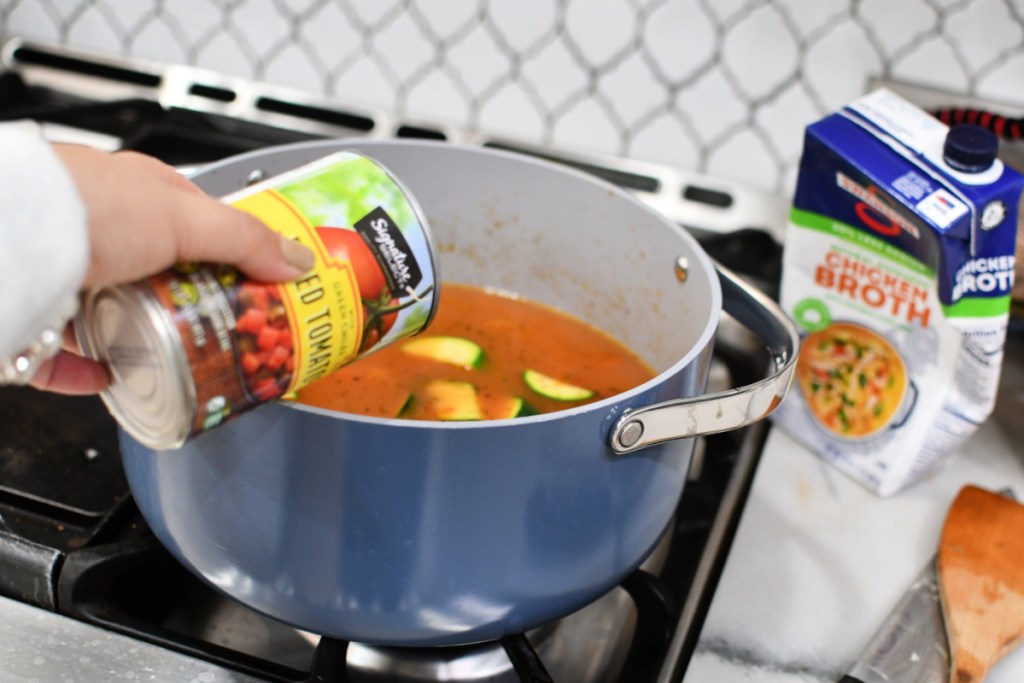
<box><xmin>280</xmin><ymin>236</ymin><xmax>316</xmax><ymax>275</ymax></box>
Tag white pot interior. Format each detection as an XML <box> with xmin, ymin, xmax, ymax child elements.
<box><xmin>197</xmin><ymin>141</ymin><xmax>720</xmax><ymax>375</ymax></box>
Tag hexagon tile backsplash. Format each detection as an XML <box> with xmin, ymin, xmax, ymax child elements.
<box><xmin>2</xmin><ymin>0</ymin><xmax>1023</xmax><ymax>195</ymax></box>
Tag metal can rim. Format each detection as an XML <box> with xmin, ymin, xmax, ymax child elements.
<box><xmin>76</xmin><ymin>283</ymin><xmax>196</xmax><ymax>451</ymax></box>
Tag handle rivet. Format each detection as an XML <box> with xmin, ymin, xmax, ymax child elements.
<box><xmin>246</xmin><ymin>169</ymin><xmax>268</xmax><ymax>186</ymax></box>
<box><xmin>675</xmin><ymin>256</ymin><xmax>689</xmax><ymax>283</ymax></box>
<box><xmin>619</xmin><ymin>420</ymin><xmax>644</xmax><ymax>448</ymax></box>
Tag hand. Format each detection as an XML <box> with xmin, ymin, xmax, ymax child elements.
<box><xmin>30</xmin><ymin>145</ymin><xmax>315</xmax><ymax>395</ymax></box>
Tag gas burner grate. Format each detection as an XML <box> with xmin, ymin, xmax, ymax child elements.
<box><xmin>53</xmin><ymin>503</ymin><xmax>678</xmax><ymax>683</ymax></box>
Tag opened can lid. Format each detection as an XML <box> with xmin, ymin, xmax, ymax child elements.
<box><xmin>76</xmin><ymin>284</ymin><xmax>195</xmax><ymax>450</ymax></box>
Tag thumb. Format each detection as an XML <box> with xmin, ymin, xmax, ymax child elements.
<box><xmin>174</xmin><ymin>192</ymin><xmax>315</xmax><ymax>282</ymax></box>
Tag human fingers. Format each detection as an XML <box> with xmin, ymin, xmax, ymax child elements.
<box><xmin>62</xmin><ymin>323</ymin><xmax>81</xmax><ymax>353</ymax></box>
<box><xmin>57</xmin><ymin>146</ymin><xmax>314</xmax><ymax>287</ymax></box>
<box><xmin>170</xmin><ymin>191</ymin><xmax>316</xmax><ymax>282</ymax></box>
<box><xmin>29</xmin><ymin>351</ymin><xmax>110</xmax><ymax>395</ymax></box>
<box><xmin>115</xmin><ymin>150</ymin><xmax>315</xmax><ymax>282</ymax></box>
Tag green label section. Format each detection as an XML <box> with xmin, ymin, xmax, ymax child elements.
<box><xmin>942</xmin><ymin>295</ymin><xmax>1011</xmax><ymax>318</ymax></box>
<box><xmin>278</xmin><ymin>154</ymin><xmax>419</xmax><ymax>232</ymax></box>
<box><xmin>791</xmin><ymin>209</ymin><xmax>1010</xmax><ymax>320</ymax></box>
<box><xmin>790</xmin><ymin>208</ymin><xmax>933</xmax><ymax>277</ymax></box>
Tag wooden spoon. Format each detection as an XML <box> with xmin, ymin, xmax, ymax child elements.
<box><xmin>938</xmin><ymin>485</ymin><xmax>1024</xmax><ymax>683</ymax></box>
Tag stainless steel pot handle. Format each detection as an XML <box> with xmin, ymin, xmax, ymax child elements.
<box><xmin>610</xmin><ymin>263</ymin><xmax>800</xmax><ymax>454</ymax></box>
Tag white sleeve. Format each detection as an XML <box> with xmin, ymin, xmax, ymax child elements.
<box><xmin>0</xmin><ymin>121</ymin><xmax>89</xmax><ymax>363</ymax></box>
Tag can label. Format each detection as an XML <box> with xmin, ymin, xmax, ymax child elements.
<box><xmin>89</xmin><ymin>151</ymin><xmax>437</xmax><ymax>445</ymax></box>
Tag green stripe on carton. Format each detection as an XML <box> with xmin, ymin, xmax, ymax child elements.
<box><xmin>790</xmin><ymin>208</ymin><xmax>933</xmax><ymax>277</ymax></box>
<box><xmin>942</xmin><ymin>295</ymin><xmax>1011</xmax><ymax>318</ymax></box>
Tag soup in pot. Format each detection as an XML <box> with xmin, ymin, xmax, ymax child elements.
<box><xmin>295</xmin><ymin>283</ymin><xmax>656</xmax><ymax>420</ymax></box>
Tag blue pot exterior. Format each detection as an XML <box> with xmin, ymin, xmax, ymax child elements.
<box><xmin>120</xmin><ymin>342</ymin><xmax>710</xmax><ymax>646</ymax></box>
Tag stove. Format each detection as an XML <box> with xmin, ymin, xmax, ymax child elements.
<box><xmin>0</xmin><ymin>39</ymin><xmax>787</xmax><ymax>683</ymax></box>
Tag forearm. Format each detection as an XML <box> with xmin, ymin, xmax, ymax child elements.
<box><xmin>0</xmin><ymin>121</ymin><xmax>88</xmax><ymax>374</ymax></box>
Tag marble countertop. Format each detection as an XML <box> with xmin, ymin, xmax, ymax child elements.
<box><xmin>682</xmin><ymin>403</ymin><xmax>1024</xmax><ymax>682</ymax></box>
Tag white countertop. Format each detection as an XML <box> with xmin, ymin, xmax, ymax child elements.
<box><xmin>0</xmin><ymin>593</ymin><xmax>262</xmax><ymax>683</ymax></box>
<box><xmin>683</xmin><ymin>402</ymin><xmax>1024</xmax><ymax>682</ymax></box>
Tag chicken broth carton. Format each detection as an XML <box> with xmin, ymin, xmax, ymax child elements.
<box><xmin>774</xmin><ymin>89</ymin><xmax>1023</xmax><ymax>496</ymax></box>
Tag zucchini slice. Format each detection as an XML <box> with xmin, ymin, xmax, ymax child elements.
<box><xmin>422</xmin><ymin>380</ymin><xmax>483</xmax><ymax>421</ymax></box>
<box><xmin>395</xmin><ymin>394</ymin><xmax>414</xmax><ymax>418</ymax></box>
<box><xmin>494</xmin><ymin>396</ymin><xmax>538</xmax><ymax>419</ymax></box>
<box><xmin>402</xmin><ymin>336</ymin><xmax>484</xmax><ymax>369</ymax></box>
<box><xmin>523</xmin><ymin>369</ymin><xmax>594</xmax><ymax>401</ymax></box>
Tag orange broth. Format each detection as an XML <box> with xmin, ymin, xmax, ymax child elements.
<box><xmin>295</xmin><ymin>283</ymin><xmax>656</xmax><ymax>420</ymax></box>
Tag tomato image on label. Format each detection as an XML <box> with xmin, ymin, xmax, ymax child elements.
<box><xmin>315</xmin><ymin>225</ymin><xmax>423</xmax><ymax>354</ymax></box>
<box><xmin>316</xmin><ymin>226</ymin><xmax>388</xmax><ymax>300</ymax></box>
<box><xmin>360</xmin><ymin>297</ymin><xmax>399</xmax><ymax>353</ymax></box>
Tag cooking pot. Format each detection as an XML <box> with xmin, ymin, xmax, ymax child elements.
<box><xmin>119</xmin><ymin>140</ymin><xmax>798</xmax><ymax>646</ymax></box>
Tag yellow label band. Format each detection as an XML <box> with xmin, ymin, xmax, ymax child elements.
<box><xmin>232</xmin><ymin>190</ymin><xmax>363</xmax><ymax>393</ymax></box>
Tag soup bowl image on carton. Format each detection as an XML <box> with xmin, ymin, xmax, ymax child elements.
<box><xmin>772</xmin><ymin>88</ymin><xmax>1024</xmax><ymax>496</ymax></box>
<box><xmin>795</xmin><ymin>321</ymin><xmax>917</xmax><ymax>443</ymax></box>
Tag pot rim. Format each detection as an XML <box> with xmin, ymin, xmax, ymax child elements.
<box><xmin>194</xmin><ymin>139</ymin><xmax>724</xmax><ymax>429</ymax></box>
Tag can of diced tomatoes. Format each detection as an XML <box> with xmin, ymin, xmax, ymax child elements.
<box><xmin>75</xmin><ymin>151</ymin><xmax>439</xmax><ymax>450</ymax></box>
